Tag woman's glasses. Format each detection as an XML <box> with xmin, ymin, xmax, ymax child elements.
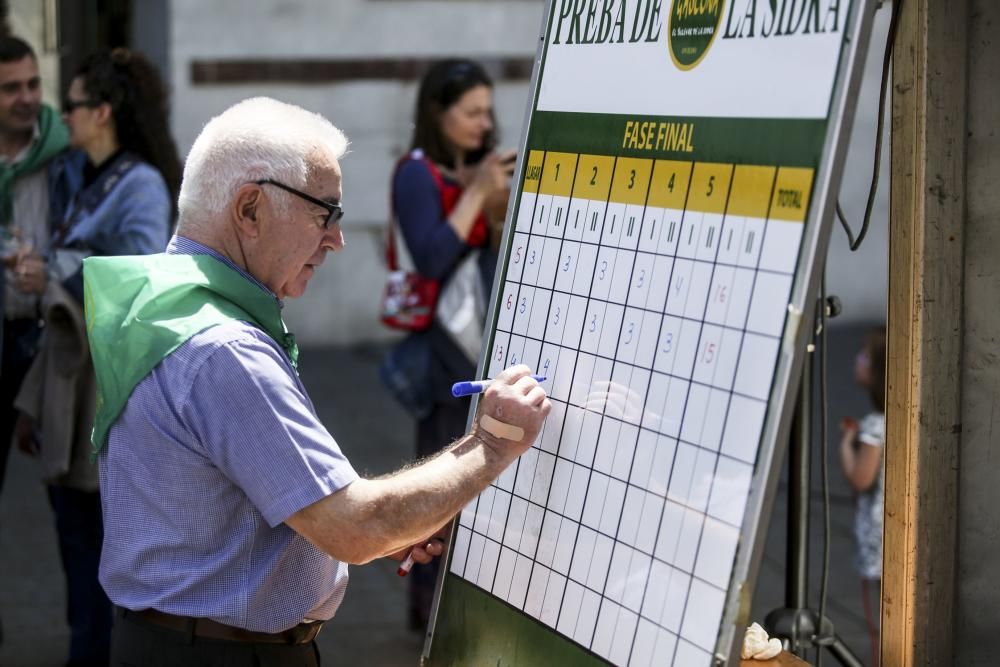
<box><xmin>62</xmin><ymin>98</ymin><xmax>103</xmax><ymax>114</ymax></box>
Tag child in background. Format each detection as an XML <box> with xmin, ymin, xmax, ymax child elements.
<box><xmin>839</xmin><ymin>326</ymin><xmax>886</xmax><ymax>667</ymax></box>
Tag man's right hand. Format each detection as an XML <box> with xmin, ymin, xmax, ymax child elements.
<box><xmin>473</xmin><ymin>365</ymin><xmax>550</xmax><ymax>459</ymax></box>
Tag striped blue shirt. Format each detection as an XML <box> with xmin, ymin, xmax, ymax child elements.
<box><xmin>97</xmin><ymin>236</ymin><xmax>359</xmax><ymax>633</ymax></box>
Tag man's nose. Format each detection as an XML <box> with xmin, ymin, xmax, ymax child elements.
<box><xmin>323</xmin><ymin>223</ymin><xmax>345</xmax><ymax>252</ymax></box>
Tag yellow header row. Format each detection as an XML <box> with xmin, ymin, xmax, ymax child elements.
<box><xmin>521</xmin><ymin>150</ymin><xmax>814</xmax><ymax>222</ymax></box>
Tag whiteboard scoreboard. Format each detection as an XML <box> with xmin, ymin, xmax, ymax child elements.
<box><xmin>426</xmin><ymin>1</ymin><xmax>875</xmax><ymax>665</ymax></box>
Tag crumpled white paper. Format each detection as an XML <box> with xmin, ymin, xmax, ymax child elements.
<box><xmin>741</xmin><ymin>622</ymin><xmax>783</xmax><ymax>660</ymax></box>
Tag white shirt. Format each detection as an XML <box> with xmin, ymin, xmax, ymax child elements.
<box><xmin>2</xmin><ymin>123</ymin><xmax>50</xmax><ymax>320</ymax></box>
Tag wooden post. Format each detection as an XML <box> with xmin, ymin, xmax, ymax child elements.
<box><xmin>883</xmin><ymin>0</ymin><xmax>966</xmax><ymax>664</ymax></box>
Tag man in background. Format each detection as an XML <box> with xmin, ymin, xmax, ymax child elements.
<box><xmin>0</xmin><ymin>35</ymin><xmax>81</xmax><ymax>500</ymax></box>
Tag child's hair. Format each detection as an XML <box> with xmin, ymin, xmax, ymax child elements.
<box><xmin>865</xmin><ymin>327</ymin><xmax>887</xmax><ymax>412</ymax></box>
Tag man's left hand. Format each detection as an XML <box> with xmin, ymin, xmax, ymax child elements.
<box><xmin>14</xmin><ymin>412</ymin><xmax>39</xmax><ymax>456</ymax></box>
<box><xmin>387</xmin><ymin>524</ymin><xmax>450</xmax><ymax>565</ymax></box>
<box><xmin>13</xmin><ymin>253</ymin><xmax>46</xmax><ymax>295</ymax></box>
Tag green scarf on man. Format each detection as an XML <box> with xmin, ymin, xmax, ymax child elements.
<box><xmin>0</xmin><ymin>105</ymin><xmax>69</xmax><ymax>226</ymax></box>
<box><xmin>83</xmin><ymin>252</ymin><xmax>299</xmax><ymax>455</ymax></box>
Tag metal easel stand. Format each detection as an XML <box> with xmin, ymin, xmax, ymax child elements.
<box><xmin>764</xmin><ymin>296</ymin><xmax>864</xmax><ymax>667</ymax></box>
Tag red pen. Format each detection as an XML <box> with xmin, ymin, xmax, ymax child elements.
<box><xmin>397</xmin><ymin>552</ymin><xmax>416</xmax><ymax>577</ymax></box>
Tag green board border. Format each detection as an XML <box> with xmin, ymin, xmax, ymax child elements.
<box><xmin>427</xmin><ymin>574</ymin><xmax>610</xmax><ymax>666</ymax></box>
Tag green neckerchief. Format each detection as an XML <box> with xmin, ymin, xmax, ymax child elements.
<box><xmin>83</xmin><ymin>253</ymin><xmax>299</xmax><ymax>454</ymax></box>
<box><xmin>0</xmin><ymin>105</ymin><xmax>69</xmax><ymax>225</ymax></box>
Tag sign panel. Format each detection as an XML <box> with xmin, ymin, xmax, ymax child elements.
<box><xmin>427</xmin><ymin>1</ymin><xmax>875</xmax><ymax>664</ymax></box>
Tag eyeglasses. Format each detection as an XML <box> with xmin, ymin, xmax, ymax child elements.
<box><xmin>255</xmin><ymin>179</ymin><xmax>345</xmax><ymax>230</ymax></box>
<box><xmin>62</xmin><ymin>98</ymin><xmax>102</xmax><ymax>114</ymax></box>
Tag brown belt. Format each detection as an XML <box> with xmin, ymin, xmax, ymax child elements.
<box><xmin>120</xmin><ymin>607</ymin><xmax>323</xmax><ymax>645</ymax></box>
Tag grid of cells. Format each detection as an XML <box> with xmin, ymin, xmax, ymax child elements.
<box><xmin>449</xmin><ymin>149</ymin><xmax>813</xmax><ymax>666</ymax></box>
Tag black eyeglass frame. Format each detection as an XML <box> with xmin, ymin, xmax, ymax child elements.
<box><xmin>62</xmin><ymin>98</ymin><xmax>103</xmax><ymax>114</ymax></box>
<box><xmin>254</xmin><ymin>179</ymin><xmax>344</xmax><ymax>229</ymax></box>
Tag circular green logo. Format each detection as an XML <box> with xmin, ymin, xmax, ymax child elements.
<box><xmin>668</xmin><ymin>0</ymin><xmax>726</xmax><ymax>71</ymax></box>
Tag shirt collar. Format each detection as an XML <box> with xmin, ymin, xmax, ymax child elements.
<box><xmin>1</xmin><ymin>122</ymin><xmax>42</xmax><ymax>166</ymax></box>
<box><xmin>166</xmin><ymin>235</ymin><xmax>281</xmax><ymax>306</ymax></box>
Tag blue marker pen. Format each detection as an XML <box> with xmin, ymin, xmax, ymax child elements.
<box><xmin>451</xmin><ymin>375</ymin><xmax>547</xmax><ymax>398</ymax></box>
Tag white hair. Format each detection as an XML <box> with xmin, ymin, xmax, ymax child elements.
<box><xmin>177</xmin><ymin>97</ymin><xmax>349</xmax><ymax>225</ymax></box>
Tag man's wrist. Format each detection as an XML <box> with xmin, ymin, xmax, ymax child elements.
<box><xmin>467</xmin><ymin>422</ymin><xmax>519</xmax><ymax>469</ymax></box>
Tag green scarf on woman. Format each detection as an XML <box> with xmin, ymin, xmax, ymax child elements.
<box><xmin>0</xmin><ymin>104</ymin><xmax>69</xmax><ymax>226</ymax></box>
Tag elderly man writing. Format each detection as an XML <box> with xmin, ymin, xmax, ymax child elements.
<box><xmin>83</xmin><ymin>97</ymin><xmax>549</xmax><ymax>667</ymax></box>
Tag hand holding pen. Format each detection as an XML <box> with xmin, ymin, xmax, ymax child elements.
<box><xmin>394</xmin><ymin>526</ymin><xmax>450</xmax><ymax>577</ymax></box>
<box><xmin>452</xmin><ymin>374</ymin><xmax>546</xmax><ymax>398</ymax></box>
<box><xmin>400</xmin><ymin>370</ymin><xmax>550</xmax><ymax>575</ymax></box>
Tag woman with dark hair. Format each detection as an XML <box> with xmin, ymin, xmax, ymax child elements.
<box><xmin>12</xmin><ymin>47</ymin><xmax>178</xmax><ymax>667</ymax></box>
<box><xmin>57</xmin><ymin>47</ymin><xmax>180</xmax><ymax>257</ymax></box>
<box><xmin>389</xmin><ymin>59</ymin><xmax>515</xmax><ymax>630</ymax></box>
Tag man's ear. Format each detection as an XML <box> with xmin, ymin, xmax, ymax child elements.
<box><xmin>232</xmin><ymin>183</ymin><xmax>263</xmax><ymax>238</ymax></box>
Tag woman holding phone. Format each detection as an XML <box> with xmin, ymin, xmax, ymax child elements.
<box><xmin>390</xmin><ymin>58</ymin><xmax>515</xmax><ymax>630</ymax></box>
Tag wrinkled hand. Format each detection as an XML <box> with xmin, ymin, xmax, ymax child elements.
<box><xmin>15</xmin><ymin>412</ymin><xmax>39</xmax><ymax>456</ymax></box>
<box><xmin>473</xmin><ymin>365</ymin><xmax>551</xmax><ymax>459</ymax></box>
<box><xmin>13</xmin><ymin>253</ymin><xmax>46</xmax><ymax>295</ymax></box>
<box><xmin>388</xmin><ymin>524</ymin><xmax>450</xmax><ymax>565</ymax></box>
<box><xmin>471</xmin><ymin>150</ymin><xmax>516</xmax><ymax>200</ymax></box>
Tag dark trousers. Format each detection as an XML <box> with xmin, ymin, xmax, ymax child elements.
<box><xmin>0</xmin><ymin>318</ymin><xmax>41</xmax><ymax>494</ymax></box>
<box><xmin>410</xmin><ymin>399</ymin><xmax>470</xmax><ymax>630</ymax></box>
<box><xmin>48</xmin><ymin>486</ymin><xmax>112</xmax><ymax>667</ymax></box>
<box><xmin>111</xmin><ymin>609</ymin><xmax>321</xmax><ymax>667</ymax></box>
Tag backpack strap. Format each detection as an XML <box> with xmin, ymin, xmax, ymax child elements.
<box><xmin>385</xmin><ymin>150</ymin><xmax>446</xmax><ymax>271</ymax></box>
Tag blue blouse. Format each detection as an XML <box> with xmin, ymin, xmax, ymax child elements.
<box><xmin>55</xmin><ymin>153</ymin><xmax>172</xmax><ymax>301</ymax></box>
<box><xmin>392</xmin><ymin>158</ymin><xmax>497</xmax><ymax>293</ymax></box>
<box><xmin>62</xmin><ymin>156</ymin><xmax>171</xmax><ymax>257</ymax></box>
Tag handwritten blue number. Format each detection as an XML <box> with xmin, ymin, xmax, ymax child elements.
<box><xmin>661</xmin><ymin>332</ymin><xmax>674</xmax><ymax>354</ymax></box>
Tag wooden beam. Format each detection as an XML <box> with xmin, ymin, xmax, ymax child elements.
<box><xmin>189</xmin><ymin>56</ymin><xmax>535</xmax><ymax>85</ymax></box>
<box><xmin>883</xmin><ymin>0</ymin><xmax>966</xmax><ymax>664</ymax></box>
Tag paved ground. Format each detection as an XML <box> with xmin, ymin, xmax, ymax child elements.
<box><xmin>0</xmin><ymin>323</ymin><xmax>879</xmax><ymax>666</ymax></box>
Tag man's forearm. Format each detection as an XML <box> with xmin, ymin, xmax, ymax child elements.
<box><xmin>289</xmin><ymin>429</ymin><xmax>519</xmax><ymax>564</ymax></box>
<box><xmin>288</xmin><ymin>365</ymin><xmax>550</xmax><ymax>564</ymax></box>
<box><xmin>363</xmin><ymin>431</ymin><xmax>516</xmax><ymax>555</ymax></box>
